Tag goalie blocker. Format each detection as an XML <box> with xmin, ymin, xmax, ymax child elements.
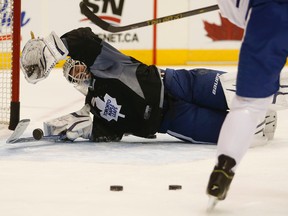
<box><xmin>44</xmin><ymin>104</ymin><xmax>92</xmax><ymax>141</ymax></box>
<box><xmin>43</xmin><ymin>103</ymin><xmax>125</xmax><ymax>142</ymax></box>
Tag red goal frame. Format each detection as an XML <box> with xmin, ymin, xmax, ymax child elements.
<box><xmin>9</xmin><ymin>0</ymin><xmax>21</xmax><ymax>130</ymax></box>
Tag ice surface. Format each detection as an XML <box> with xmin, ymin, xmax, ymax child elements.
<box><xmin>0</xmin><ymin>67</ymin><xmax>288</xmax><ymax>216</ymax></box>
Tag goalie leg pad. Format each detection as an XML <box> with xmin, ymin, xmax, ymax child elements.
<box><xmin>263</xmin><ymin>109</ymin><xmax>277</xmax><ymax>140</ymax></box>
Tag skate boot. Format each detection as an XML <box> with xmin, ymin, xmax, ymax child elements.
<box><xmin>206</xmin><ymin>154</ymin><xmax>236</xmax><ymax>209</ymax></box>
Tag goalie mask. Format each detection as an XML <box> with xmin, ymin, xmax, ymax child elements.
<box><xmin>63</xmin><ymin>58</ymin><xmax>91</xmax><ymax>95</ymax></box>
<box><xmin>20</xmin><ymin>31</ymin><xmax>68</xmax><ymax>84</ymax></box>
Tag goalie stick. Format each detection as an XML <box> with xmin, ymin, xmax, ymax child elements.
<box><xmin>6</xmin><ymin>119</ymin><xmax>30</xmax><ymax>143</ymax></box>
<box><xmin>7</xmin><ymin>134</ymin><xmax>65</xmax><ymax>144</ymax></box>
<box><xmin>6</xmin><ymin>119</ymin><xmax>66</xmax><ymax>144</ymax></box>
<box><xmin>80</xmin><ymin>2</ymin><xmax>219</xmax><ymax>33</ymax></box>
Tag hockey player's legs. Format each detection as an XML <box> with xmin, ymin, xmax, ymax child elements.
<box><xmin>216</xmin><ymin>95</ymin><xmax>273</xmax><ymax>167</ymax></box>
<box><xmin>220</xmin><ymin>0</ymin><xmax>288</xmax><ymax>168</ymax></box>
<box><xmin>225</xmin><ymin>1</ymin><xmax>288</xmax><ymax>166</ymax></box>
<box><xmin>207</xmin><ymin>95</ymin><xmax>273</xmax><ymax>202</ymax></box>
<box><xmin>207</xmin><ymin>1</ymin><xmax>288</xmax><ymax>208</ymax></box>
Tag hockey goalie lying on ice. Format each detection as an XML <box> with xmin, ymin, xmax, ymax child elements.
<box><xmin>20</xmin><ymin>27</ymin><xmax>284</xmax><ymax>144</ymax></box>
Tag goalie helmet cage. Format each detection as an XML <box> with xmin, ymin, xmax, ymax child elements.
<box><xmin>0</xmin><ymin>0</ymin><xmax>21</xmax><ymax>130</ymax></box>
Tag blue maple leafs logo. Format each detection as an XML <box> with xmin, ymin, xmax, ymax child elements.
<box><xmin>95</xmin><ymin>94</ymin><xmax>125</xmax><ymax>121</ymax></box>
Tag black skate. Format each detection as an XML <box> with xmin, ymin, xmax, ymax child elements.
<box><xmin>206</xmin><ymin>154</ymin><xmax>236</xmax><ymax>210</ymax></box>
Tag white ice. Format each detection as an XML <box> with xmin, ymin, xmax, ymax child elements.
<box><xmin>0</xmin><ymin>67</ymin><xmax>288</xmax><ymax>216</ymax></box>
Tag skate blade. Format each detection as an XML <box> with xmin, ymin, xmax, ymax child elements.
<box><xmin>207</xmin><ymin>196</ymin><xmax>218</xmax><ymax>212</ymax></box>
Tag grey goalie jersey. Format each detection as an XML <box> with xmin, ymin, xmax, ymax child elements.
<box><xmin>61</xmin><ymin>27</ymin><xmax>164</xmax><ymax>141</ymax></box>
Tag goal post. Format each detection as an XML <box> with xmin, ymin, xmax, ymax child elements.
<box><xmin>0</xmin><ymin>0</ymin><xmax>21</xmax><ymax>130</ymax></box>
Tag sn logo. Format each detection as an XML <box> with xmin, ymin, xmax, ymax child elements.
<box><xmin>83</xmin><ymin>0</ymin><xmax>125</xmax><ymax>21</ymax></box>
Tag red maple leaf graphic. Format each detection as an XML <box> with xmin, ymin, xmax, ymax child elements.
<box><xmin>204</xmin><ymin>13</ymin><xmax>244</xmax><ymax>41</ymax></box>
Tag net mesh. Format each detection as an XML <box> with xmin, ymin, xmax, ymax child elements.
<box><xmin>0</xmin><ymin>0</ymin><xmax>14</xmax><ymax>125</ymax></box>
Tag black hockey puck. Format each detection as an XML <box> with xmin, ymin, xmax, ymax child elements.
<box><xmin>169</xmin><ymin>185</ymin><xmax>182</xmax><ymax>190</ymax></box>
<box><xmin>33</xmin><ymin>128</ymin><xmax>44</xmax><ymax>140</ymax></box>
<box><xmin>110</xmin><ymin>185</ymin><xmax>123</xmax><ymax>191</ymax></box>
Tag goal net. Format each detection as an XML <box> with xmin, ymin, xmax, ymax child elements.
<box><xmin>0</xmin><ymin>0</ymin><xmax>21</xmax><ymax>130</ymax></box>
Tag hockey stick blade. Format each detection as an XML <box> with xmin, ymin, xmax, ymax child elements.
<box><xmin>9</xmin><ymin>134</ymin><xmax>64</xmax><ymax>144</ymax></box>
<box><xmin>6</xmin><ymin>119</ymin><xmax>68</xmax><ymax>144</ymax></box>
<box><xmin>6</xmin><ymin>119</ymin><xmax>30</xmax><ymax>143</ymax></box>
<box><xmin>80</xmin><ymin>2</ymin><xmax>219</xmax><ymax>32</ymax></box>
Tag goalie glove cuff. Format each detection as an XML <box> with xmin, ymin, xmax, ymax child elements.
<box><xmin>44</xmin><ymin>31</ymin><xmax>68</xmax><ymax>62</ymax></box>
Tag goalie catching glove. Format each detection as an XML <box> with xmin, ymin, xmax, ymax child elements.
<box><xmin>43</xmin><ymin>104</ymin><xmax>92</xmax><ymax>141</ymax></box>
<box><xmin>20</xmin><ymin>31</ymin><xmax>68</xmax><ymax>84</ymax></box>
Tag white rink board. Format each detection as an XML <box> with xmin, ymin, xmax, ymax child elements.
<box><xmin>19</xmin><ymin>0</ymin><xmax>238</xmax><ymax>50</ymax></box>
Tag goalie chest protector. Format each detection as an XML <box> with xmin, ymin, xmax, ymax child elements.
<box><xmin>86</xmin><ymin>65</ymin><xmax>163</xmax><ymax>138</ymax></box>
